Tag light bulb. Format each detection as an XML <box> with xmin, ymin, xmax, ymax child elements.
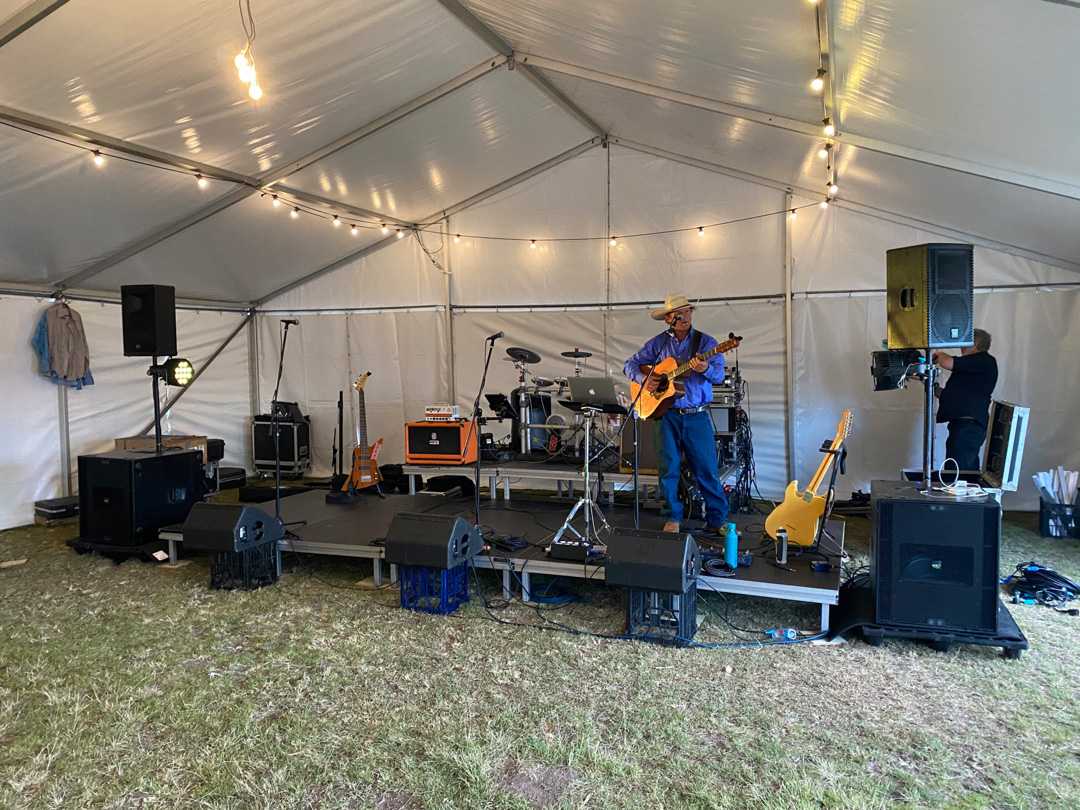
<box><xmin>808</xmin><ymin>0</ymin><xmax>820</xmax><ymax>5</ymax></box>
<box><xmin>609</xmin><ymin>237</ymin><xmax>617</xmax><ymax>247</ymax></box>
<box><xmin>350</xmin><ymin>224</ymin><xmax>358</xmax><ymax>236</ymax></box>
<box><xmin>380</xmin><ymin>223</ymin><xmax>389</xmax><ymax>235</ymax></box>
<box><xmin>92</xmin><ymin>150</ymin><xmax>105</xmax><ymax>168</ymax></box>
<box><xmin>811</xmin><ymin>69</ymin><xmax>826</xmax><ymax>94</ymax></box>
<box><xmin>271</xmin><ymin>194</ymin><xmax>280</xmax><ymax>208</ymax></box>
<box><xmin>819</xmin><ymin>199</ymin><xmax>829</xmax><ymax>209</ymax></box>
<box><xmin>828</xmin><ymin>182</ymin><xmax>839</xmax><ymax>197</ymax></box>
<box><xmin>697</xmin><ymin>226</ymin><xmax>705</xmax><ymax>237</ymax></box>
<box><xmin>788</xmin><ymin>209</ymin><xmax>797</xmax><ymax>220</ymax></box>
<box><xmin>238</xmin><ymin>63</ymin><xmax>254</xmax><ymax>84</ymax></box>
<box><xmin>396</xmin><ymin>229</ymin><xmax>404</xmax><ymax>239</ymax></box>
<box><xmin>234</xmin><ymin>52</ymin><xmax>249</xmax><ymax>71</ymax></box>
<box><xmin>818</xmin><ymin>145</ymin><xmax>829</xmax><ymax>160</ymax></box>
<box><xmin>822</xmin><ymin>117</ymin><xmax>835</xmax><ymax>138</ymax></box>
<box><xmin>529</xmin><ymin>239</ymin><xmax>537</xmax><ymax>249</ymax></box>
<box><xmin>196</xmin><ymin>173</ymin><xmax>209</xmax><ymax>190</ymax></box>
<box><xmin>290</xmin><ymin>207</ymin><xmax>299</xmax><ymax>219</ymax></box>
<box><xmin>453</xmin><ymin>234</ymin><xmax>461</xmax><ymax>244</ymax></box>
<box><xmin>248</xmin><ymin>82</ymin><xmax>263</xmax><ymax>101</ymax></box>
<box><xmin>332</xmin><ymin>215</ymin><xmax>341</xmax><ymax>228</ymax></box>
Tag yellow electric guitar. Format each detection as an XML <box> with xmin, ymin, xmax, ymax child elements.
<box><xmin>340</xmin><ymin>372</ymin><xmax>384</xmax><ymax>494</ymax></box>
<box><xmin>630</xmin><ymin>333</ymin><xmax>742</xmax><ymax>419</ymax></box>
<box><xmin>765</xmin><ymin>409</ymin><xmax>854</xmax><ymax>547</ymax></box>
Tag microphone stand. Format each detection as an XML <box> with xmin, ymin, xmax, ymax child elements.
<box><xmin>271</xmin><ymin>322</ymin><xmax>294</xmax><ymax>527</ymax></box>
<box><xmin>469</xmin><ymin>335</ymin><xmax>499</xmax><ymax>527</ymax></box>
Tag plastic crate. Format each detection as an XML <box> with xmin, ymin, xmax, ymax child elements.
<box><xmin>210</xmin><ymin>541</ymin><xmax>279</xmax><ymax>590</ymax></box>
<box><xmin>1039</xmin><ymin>498</ymin><xmax>1080</xmax><ymax>539</ymax></box>
<box><xmin>625</xmin><ymin>583</ymin><xmax>698</xmax><ymax>646</ymax></box>
<box><xmin>399</xmin><ymin>562</ymin><xmax>469</xmax><ymax>614</ymax></box>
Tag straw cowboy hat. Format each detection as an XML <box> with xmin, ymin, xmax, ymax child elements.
<box><xmin>650</xmin><ymin>293</ymin><xmax>694</xmax><ymax>320</ymax></box>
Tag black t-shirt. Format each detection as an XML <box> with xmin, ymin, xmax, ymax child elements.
<box><xmin>936</xmin><ymin>351</ymin><xmax>998</xmax><ymax>428</ymax></box>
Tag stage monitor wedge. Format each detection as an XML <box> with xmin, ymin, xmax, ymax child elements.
<box><xmin>384</xmin><ymin>512</ymin><xmax>481</xmax><ymax>569</ymax></box>
<box><xmin>886</xmin><ymin>243</ymin><xmax>973</xmax><ymax>350</ymax></box>
<box><xmin>605</xmin><ymin>528</ymin><xmax>699</xmax><ymax>593</ymax></box>
<box><xmin>121</xmin><ymin>284</ymin><xmax>177</xmax><ymax>357</ymax></box>
<box><xmin>182</xmin><ymin>502</ymin><xmax>283</xmax><ymax>553</ymax></box>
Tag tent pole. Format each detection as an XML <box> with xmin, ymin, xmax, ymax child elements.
<box><xmin>56</xmin><ymin>384</ymin><xmax>71</xmax><ymax>497</ymax></box>
<box><xmin>603</xmin><ymin>140</ymin><xmax>611</xmax><ymax>371</ymax></box>
<box><xmin>247</xmin><ymin>311</ymin><xmax>260</xmax><ymax>435</ymax></box>
<box><xmin>784</xmin><ymin>191</ymin><xmax>795</xmax><ymax>484</ymax></box>
<box><xmin>136</xmin><ymin>312</ymin><xmax>254</xmax><ymax>436</ymax></box>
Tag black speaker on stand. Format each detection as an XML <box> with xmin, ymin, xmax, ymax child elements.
<box><xmin>121</xmin><ymin>284</ymin><xmax>177</xmax><ymax>357</ymax></box>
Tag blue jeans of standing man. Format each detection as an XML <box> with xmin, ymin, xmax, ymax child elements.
<box><xmin>658</xmin><ymin>409</ymin><xmax>729</xmax><ymax>526</ymax></box>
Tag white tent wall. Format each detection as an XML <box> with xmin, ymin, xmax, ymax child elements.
<box><xmin>0</xmin><ymin>296</ymin><xmax>64</xmax><ymax>530</ymax></box>
<box><xmin>66</xmin><ymin>305</ymin><xmax>252</xmax><ymax>484</ymax></box>
<box><xmin>255</xmin><ymin>311</ymin><xmax>450</xmax><ymax>477</ymax></box>
<box><xmin>792</xmin><ymin>204</ymin><xmax>1080</xmax><ymax>509</ymax></box>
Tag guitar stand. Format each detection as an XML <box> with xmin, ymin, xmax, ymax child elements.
<box><xmin>811</xmin><ymin>443</ymin><xmax>847</xmax><ymax>552</ymax></box>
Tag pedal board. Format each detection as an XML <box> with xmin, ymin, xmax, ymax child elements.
<box><xmin>547</xmin><ymin>538</ymin><xmax>593</xmax><ymax>562</ymax></box>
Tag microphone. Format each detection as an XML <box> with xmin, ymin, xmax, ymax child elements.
<box><xmin>281</xmin><ymin>318</ymin><xmax>299</xmax><ymax>326</ymax></box>
<box><xmin>486</xmin><ymin>331</ymin><xmax>504</xmax><ymax>342</ymax></box>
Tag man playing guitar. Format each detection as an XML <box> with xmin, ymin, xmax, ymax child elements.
<box><xmin>623</xmin><ymin>294</ymin><xmax>729</xmax><ymax>533</ymax></box>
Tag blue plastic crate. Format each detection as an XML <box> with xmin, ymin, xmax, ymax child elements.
<box><xmin>625</xmin><ymin>583</ymin><xmax>697</xmax><ymax>646</ymax></box>
<box><xmin>399</xmin><ymin>562</ymin><xmax>469</xmax><ymax>614</ymax></box>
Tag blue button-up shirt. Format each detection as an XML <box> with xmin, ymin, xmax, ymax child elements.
<box><xmin>623</xmin><ymin>329</ymin><xmax>726</xmax><ymax>409</ymax></box>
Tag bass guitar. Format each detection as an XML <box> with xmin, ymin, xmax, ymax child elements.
<box><xmin>765</xmin><ymin>409</ymin><xmax>853</xmax><ymax>547</ymax></box>
<box><xmin>340</xmin><ymin>372</ymin><xmax>384</xmax><ymax>494</ymax></box>
<box><xmin>630</xmin><ymin>332</ymin><xmax>742</xmax><ymax>420</ymax></box>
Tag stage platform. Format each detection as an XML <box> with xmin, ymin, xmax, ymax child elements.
<box><xmin>160</xmin><ymin>489</ymin><xmax>844</xmax><ymax>631</ymax></box>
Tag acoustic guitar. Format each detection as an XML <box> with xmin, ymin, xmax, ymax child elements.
<box><xmin>630</xmin><ymin>333</ymin><xmax>742</xmax><ymax>420</ymax></box>
<box><xmin>340</xmin><ymin>372</ymin><xmax>384</xmax><ymax>494</ymax></box>
<box><xmin>765</xmin><ymin>409</ymin><xmax>854</xmax><ymax>547</ymax></box>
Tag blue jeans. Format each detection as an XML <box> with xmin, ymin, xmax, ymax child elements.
<box><xmin>658</xmin><ymin>410</ymin><xmax>729</xmax><ymax>525</ymax></box>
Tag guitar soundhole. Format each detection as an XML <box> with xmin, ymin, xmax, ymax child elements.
<box><xmin>655</xmin><ymin>378</ymin><xmax>669</xmax><ymax>394</ymax></box>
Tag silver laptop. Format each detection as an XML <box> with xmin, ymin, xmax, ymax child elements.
<box><xmin>567</xmin><ymin>376</ymin><xmax>621</xmax><ymax>406</ymax></box>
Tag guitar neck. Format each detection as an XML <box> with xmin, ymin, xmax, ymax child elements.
<box><xmin>356</xmin><ymin>390</ymin><xmax>368</xmax><ymax>449</ymax></box>
<box><xmin>669</xmin><ymin>337</ymin><xmax>735</xmax><ymax>379</ymax></box>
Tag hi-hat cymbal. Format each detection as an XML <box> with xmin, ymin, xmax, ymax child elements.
<box><xmin>561</xmin><ymin>348</ymin><xmax>592</xmax><ymax>359</ymax></box>
<box><xmin>506</xmin><ymin>346</ymin><xmax>542</xmax><ymax>364</ymax></box>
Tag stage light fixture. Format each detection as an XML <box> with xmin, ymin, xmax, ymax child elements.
<box><xmin>164</xmin><ymin>358</ymin><xmax>195</xmax><ymax>387</ymax></box>
<box><xmin>811</xmin><ymin>68</ymin><xmax>826</xmax><ymax>94</ymax></box>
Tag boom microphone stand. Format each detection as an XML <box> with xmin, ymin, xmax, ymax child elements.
<box><xmin>469</xmin><ymin>331</ymin><xmax>502</xmax><ymax>527</ymax></box>
<box><xmin>271</xmin><ymin>320</ymin><xmax>296</xmax><ymax>526</ymax></box>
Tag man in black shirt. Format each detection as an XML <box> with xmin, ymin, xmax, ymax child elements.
<box><xmin>933</xmin><ymin>328</ymin><xmax>998</xmax><ymax>471</ymax></box>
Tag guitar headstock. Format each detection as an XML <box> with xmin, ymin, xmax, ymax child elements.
<box><xmin>836</xmin><ymin>409</ymin><xmax>854</xmax><ymax>441</ymax></box>
<box><xmin>353</xmin><ymin>372</ymin><xmax>372</xmax><ymax>392</ymax></box>
<box><xmin>718</xmin><ymin>332</ymin><xmax>743</xmax><ymax>352</ymax></box>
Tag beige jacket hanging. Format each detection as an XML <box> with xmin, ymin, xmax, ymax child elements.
<box><xmin>45</xmin><ymin>303</ymin><xmax>90</xmax><ymax>381</ymax></box>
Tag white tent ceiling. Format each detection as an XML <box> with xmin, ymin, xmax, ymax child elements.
<box><xmin>1</xmin><ymin>0</ymin><xmax>1078</xmax><ymax>302</ymax></box>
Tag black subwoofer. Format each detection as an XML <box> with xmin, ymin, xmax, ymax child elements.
<box><xmin>871</xmin><ymin>480</ymin><xmax>1000</xmax><ymax>633</ymax></box>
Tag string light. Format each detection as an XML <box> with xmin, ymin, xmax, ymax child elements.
<box><xmin>529</xmin><ymin>239</ymin><xmax>537</xmax><ymax>249</ymax></box>
<box><xmin>810</xmin><ymin>68</ymin><xmax>826</xmax><ymax>94</ymax></box>
<box><xmin>235</xmin><ymin>4</ymin><xmax>263</xmax><ymax>101</ymax></box>
<box><xmin>290</xmin><ymin>206</ymin><xmax>299</xmax><ymax>219</ymax></box>
<box><xmin>380</xmin><ymin>223</ymin><xmax>389</xmax><ymax>235</ymax></box>
<box><xmin>827</xmin><ymin>182</ymin><xmax>839</xmax><ymax>197</ymax></box>
<box><xmin>454</xmin><ymin>234</ymin><xmax>461</xmax><ymax>244</ymax></box>
<box><xmin>396</xmin><ymin>229</ymin><xmax>404</xmax><ymax>239</ymax></box>
<box><xmin>818</xmin><ymin>144</ymin><xmax>830</xmax><ymax>160</ymax></box>
<box><xmin>819</xmin><ymin>199</ymin><xmax>829</xmax><ymax>209</ymax></box>
<box><xmin>788</xmin><ymin>209</ymin><xmax>797</xmax><ymax>220</ymax></box>
<box><xmin>195</xmin><ymin>173</ymin><xmax>209</xmax><ymax>189</ymax></box>
<box><xmin>91</xmin><ymin>150</ymin><xmax>105</xmax><ymax>168</ymax></box>
<box><xmin>609</xmin><ymin>236</ymin><xmax>617</xmax><ymax>247</ymax></box>
<box><xmin>248</xmin><ymin>81</ymin><xmax>263</xmax><ymax>101</ymax></box>
<box><xmin>271</xmin><ymin>194</ymin><xmax>280</xmax><ymax>208</ymax></box>
<box><xmin>822</xmin><ymin>117</ymin><xmax>836</xmax><ymax>138</ymax></box>
<box><xmin>332</xmin><ymin>215</ymin><xmax>341</xmax><ymax>228</ymax></box>
<box><xmin>351</xmin><ymin>224</ymin><xmax>358</xmax><ymax>236</ymax></box>
<box><xmin>697</xmin><ymin>226</ymin><xmax>705</xmax><ymax>237</ymax></box>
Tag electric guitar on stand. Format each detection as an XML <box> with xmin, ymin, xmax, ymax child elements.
<box><xmin>334</xmin><ymin>372</ymin><xmax>383</xmax><ymax>500</ymax></box>
<box><xmin>630</xmin><ymin>333</ymin><xmax>742</xmax><ymax>419</ymax></box>
<box><xmin>765</xmin><ymin>409</ymin><xmax>854</xmax><ymax>547</ymax></box>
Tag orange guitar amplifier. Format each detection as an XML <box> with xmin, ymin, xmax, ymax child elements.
<box><xmin>405</xmin><ymin>420</ymin><xmax>478</xmax><ymax>465</ymax></box>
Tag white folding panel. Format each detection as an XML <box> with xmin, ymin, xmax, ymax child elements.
<box><xmin>450</xmin><ymin>147</ymin><xmax>606</xmax><ymax>306</ymax></box>
<box><xmin>87</xmin><ymin>193</ymin><xmax>387</xmax><ymax>302</ymax></box>
<box><xmin>609</xmin><ymin>146</ymin><xmax>787</xmax><ymax>301</ymax></box>
<box><xmin>832</xmin><ymin>0</ymin><xmax>1080</xmax><ymax>190</ymax></box>
<box><xmin>0</xmin><ymin>296</ymin><xmax>64</xmax><ymax>529</ymax></box>
<box><xmin>263</xmin><ymin>236</ymin><xmax>444</xmax><ymax>311</ymax></box>
<box><xmin>0</xmin><ymin>0</ymin><xmax>492</xmax><ymax>175</ymax></box>
<box><xmin>463</xmin><ymin>0</ymin><xmax>824</xmax><ymax>123</ymax></box>
<box><xmin>547</xmin><ymin>73</ymin><xmax>818</xmax><ymax>190</ymax></box>
<box><xmin>257</xmin><ymin>311</ymin><xmax>449</xmax><ymax>475</ymax></box>
<box><xmin>67</xmin><ymin>303</ymin><xmax>252</xmax><ymax>489</ymax></box>
<box><xmin>0</xmin><ymin>126</ymin><xmax>229</xmax><ymax>286</ymax></box>
<box><xmin>792</xmin><ymin>203</ymin><xmax>1080</xmax><ymax>293</ymax></box>
<box><xmin>281</xmin><ymin>69</ymin><xmax>593</xmax><ymax>224</ymax></box>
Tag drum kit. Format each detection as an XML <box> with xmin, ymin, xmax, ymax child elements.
<box><xmin>503</xmin><ymin>346</ymin><xmax>594</xmax><ymax>455</ymax></box>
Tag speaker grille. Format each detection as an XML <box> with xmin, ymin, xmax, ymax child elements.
<box><xmin>929</xmin><ymin>294</ymin><xmax>973</xmax><ymax>345</ymax></box>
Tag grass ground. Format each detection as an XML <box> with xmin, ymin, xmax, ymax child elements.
<box><xmin>0</xmin><ymin>505</ymin><xmax>1078</xmax><ymax>809</ymax></box>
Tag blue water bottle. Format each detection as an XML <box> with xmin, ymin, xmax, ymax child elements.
<box><xmin>724</xmin><ymin>522</ymin><xmax>739</xmax><ymax>569</ymax></box>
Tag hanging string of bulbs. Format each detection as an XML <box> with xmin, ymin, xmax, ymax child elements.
<box><xmin>808</xmin><ymin>0</ymin><xmax>838</xmax><ymax>208</ymax></box>
<box><xmin>233</xmin><ymin>0</ymin><xmax>263</xmax><ymax>101</ymax></box>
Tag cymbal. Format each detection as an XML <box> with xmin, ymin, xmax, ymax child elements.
<box><xmin>532</xmin><ymin>377</ymin><xmax>555</xmax><ymax>388</ymax></box>
<box><xmin>561</xmin><ymin>348</ymin><xmax>592</xmax><ymax>359</ymax></box>
<box><xmin>506</xmin><ymin>346</ymin><xmax>542</xmax><ymax>364</ymax></box>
